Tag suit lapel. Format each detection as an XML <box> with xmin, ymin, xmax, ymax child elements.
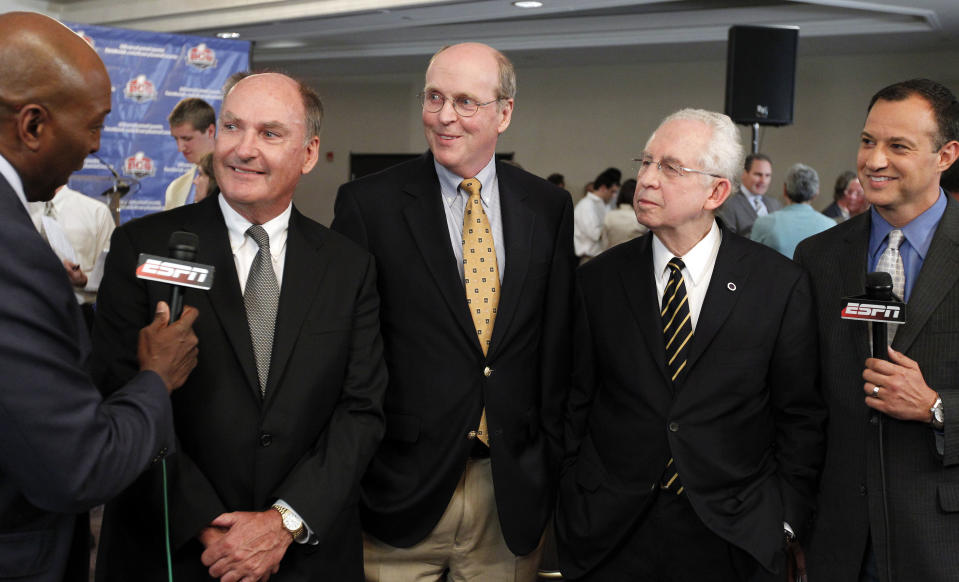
<box><xmin>684</xmin><ymin>231</ymin><xmax>748</xmax><ymax>374</ymax></box>
<box><xmin>487</xmin><ymin>165</ymin><xmax>532</xmax><ymax>357</ymax></box>
<box><xmin>265</xmin><ymin>208</ymin><xmax>329</xmax><ymax>403</ymax></box>
<box><xmin>401</xmin><ymin>159</ymin><xmax>477</xmax><ymax>346</ymax></box>
<box><xmin>185</xmin><ymin>198</ymin><xmax>261</xmax><ymax>400</ymax></box>
<box><xmin>840</xmin><ymin>215</ymin><xmax>872</xmax><ymax>362</ymax></box>
<box><xmin>894</xmin><ymin>199</ymin><xmax>959</xmax><ymax>353</ymax></box>
<box><xmin>618</xmin><ymin>235</ymin><xmax>671</xmax><ymax>386</ymax></box>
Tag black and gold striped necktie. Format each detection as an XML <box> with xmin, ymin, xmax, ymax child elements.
<box><xmin>662</xmin><ymin>257</ymin><xmax>693</xmax><ymax>383</ymax></box>
<box><xmin>660</xmin><ymin>257</ymin><xmax>692</xmax><ymax>495</ymax></box>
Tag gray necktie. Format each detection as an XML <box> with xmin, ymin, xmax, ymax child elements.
<box><xmin>876</xmin><ymin>229</ymin><xmax>905</xmax><ymax>344</ymax></box>
<box><xmin>753</xmin><ymin>196</ymin><xmax>767</xmax><ymax>216</ymax></box>
<box><xmin>244</xmin><ymin>225</ymin><xmax>279</xmax><ymax>395</ymax></box>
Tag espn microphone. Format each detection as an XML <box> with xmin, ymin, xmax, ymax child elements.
<box><xmin>839</xmin><ymin>271</ymin><xmax>906</xmax><ymax>361</ymax></box>
<box><xmin>135</xmin><ymin>231</ymin><xmax>215</xmax><ymax>322</ymax></box>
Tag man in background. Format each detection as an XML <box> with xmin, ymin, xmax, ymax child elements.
<box><xmin>164</xmin><ymin>98</ymin><xmax>215</xmax><ymax>210</ymax></box>
<box><xmin>750</xmin><ymin>163</ymin><xmax>836</xmax><ymax>257</ymax></box>
<box><xmin>334</xmin><ymin>42</ymin><xmax>574</xmax><ymax>581</ymax></box>
<box><xmin>574</xmin><ymin>169</ymin><xmax>620</xmax><ymax>262</ymax></box>
<box><xmin>718</xmin><ymin>152</ymin><xmax>782</xmax><ymax>236</ymax></box>
<box><xmin>822</xmin><ymin>170</ymin><xmax>868</xmax><ymax>222</ymax></box>
<box><xmin>0</xmin><ymin>12</ymin><xmax>198</xmax><ymax>581</ymax></box>
<box><xmin>29</xmin><ymin>184</ymin><xmax>114</xmax><ymax>329</ymax></box>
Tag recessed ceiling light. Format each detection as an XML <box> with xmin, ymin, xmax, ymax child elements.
<box><xmin>512</xmin><ymin>1</ymin><xmax>543</xmax><ymax>7</ymax></box>
<box><xmin>216</xmin><ymin>32</ymin><xmax>241</xmax><ymax>39</ymax></box>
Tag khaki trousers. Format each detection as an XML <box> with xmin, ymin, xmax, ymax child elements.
<box><xmin>364</xmin><ymin>458</ymin><xmax>545</xmax><ymax>581</ymax></box>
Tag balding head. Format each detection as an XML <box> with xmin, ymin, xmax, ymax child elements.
<box><xmin>0</xmin><ymin>12</ymin><xmax>112</xmax><ymax>201</ymax></box>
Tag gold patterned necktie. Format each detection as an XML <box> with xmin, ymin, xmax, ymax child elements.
<box><xmin>461</xmin><ymin>177</ymin><xmax>498</xmax><ymax>447</ymax></box>
<box><xmin>661</xmin><ymin>257</ymin><xmax>692</xmax><ymax>494</ymax></box>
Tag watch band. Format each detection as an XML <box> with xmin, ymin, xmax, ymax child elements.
<box><xmin>272</xmin><ymin>504</ymin><xmax>306</xmax><ymax>541</ymax></box>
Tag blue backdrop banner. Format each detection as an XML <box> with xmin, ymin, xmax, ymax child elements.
<box><xmin>65</xmin><ymin>22</ymin><xmax>250</xmax><ymax>223</ymax></box>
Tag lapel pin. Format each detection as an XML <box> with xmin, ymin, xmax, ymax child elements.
<box><xmin>727</xmin><ymin>282</ymin><xmax>737</xmax><ymax>291</ymax></box>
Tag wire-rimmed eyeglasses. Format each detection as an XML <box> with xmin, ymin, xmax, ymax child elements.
<box><xmin>419</xmin><ymin>91</ymin><xmax>504</xmax><ymax>117</ymax></box>
<box><xmin>634</xmin><ymin>155</ymin><xmax>725</xmax><ymax>180</ymax></box>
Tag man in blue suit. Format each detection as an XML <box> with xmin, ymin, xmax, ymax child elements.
<box><xmin>0</xmin><ymin>12</ymin><xmax>198</xmax><ymax>581</ymax></box>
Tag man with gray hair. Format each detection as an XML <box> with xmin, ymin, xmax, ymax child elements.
<box><xmin>751</xmin><ymin>163</ymin><xmax>838</xmax><ymax>257</ymax></box>
<box><xmin>556</xmin><ymin>108</ymin><xmax>825</xmax><ymax>581</ymax></box>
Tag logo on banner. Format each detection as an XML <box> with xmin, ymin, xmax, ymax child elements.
<box><xmin>125</xmin><ymin>152</ymin><xmax>156</xmax><ymax>179</ymax></box>
<box><xmin>124</xmin><ymin>75</ymin><xmax>157</xmax><ymax>102</ymax></box>
<box><xmin>187</xmin><ymin>44</ymin><xmax>217</xmax><ymax>70</ymax></box>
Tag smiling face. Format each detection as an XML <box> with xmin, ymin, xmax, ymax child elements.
<box><xmin>858</xmin><ymin>95</ymin><xmax>957</xmax><ymax>225</ymax></box>
<box><xmin>422</xmin><ymin>43</ymin><xmax>513</xmax><ymax>179</ymax></box>
<box><xmin>214</xmin><ymin>73</ymin><xmax>319</xmax><ymax>224</ymax></box>
<box><xmin>741</xmin><ymin>158</ymin><xmax>772</xmax><ymax>196</ymax></box>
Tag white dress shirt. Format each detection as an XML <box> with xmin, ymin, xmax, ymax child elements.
<box><xmin>651</xmin><ymin>220</ymin><xmax>722</xmax><ymax>331</ymax></box>
<box><xmin>574</xmin><ymin>192</ymin><xmax>609</xmax><ymax>258</ymax></box>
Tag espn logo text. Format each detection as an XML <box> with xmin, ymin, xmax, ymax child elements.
<box><xmin>841</xmin><ymin>302</ymin><xmax>903</xmax><ymax>322</ymax></box>
<box><xmin>136</xmin><ymin>255</ymin><xmax>214</xmax><ymax>290</ymax></box>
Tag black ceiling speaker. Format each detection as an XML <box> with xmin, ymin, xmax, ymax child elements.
<box><xmin>724</xmin><ymin>25</ymin><xmax>799</xmax><ymax>126</ymax></box>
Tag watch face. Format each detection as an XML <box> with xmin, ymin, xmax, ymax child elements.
<box><xmin>935</xmin><ymin>405</ymin><xmax>944</xmax><ymax>423</ymax></box>
<box><xmin>282</xmin><ymin>512</ymin><xmax>302</xmax><ymax>531</ymax></box>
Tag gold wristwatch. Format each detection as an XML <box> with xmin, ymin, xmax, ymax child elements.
<box><xmin>272</xmin><ymin>504</ymin><xmax>306</xmax><ymax>542</ymax></box>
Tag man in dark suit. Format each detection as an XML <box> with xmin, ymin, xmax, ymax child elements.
<box><xmin>0</xmin><ymin>12</ymin><xmax>199</xmax><ymax>582</ymax></box>
<box><xmin>822</xmin><ymin>170</ymin><xmax>868</xmax><ymax>223</ymax></box>
<box><xmin>556</xmin><ymin>109</ymin><xmax>826</xmax><ymax>581</ymax></box>
<box><xmin>92</xmin><ymin>73</ymin><xmax>387</xmax><ymax>581</ymax></box>
<box><xmin>717</xmin><ymin>152</ymin><xmax>783</xmax><ymax>237</ymax></box>
<box><xmin>796</xmin><ymin>79</ymin><xmax>959</xmax><ymax>582</ymax></box>
<box><xmin>333</xmin><ymin>42</ymin><xmax>574</xmax><ymax>580</ymax></box>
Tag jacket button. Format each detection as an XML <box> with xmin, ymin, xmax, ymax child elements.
<box><xmin>859</xmin><ymin>484</ymin><xmax>867</xmax><ymax>496</ymax></box>
<box><xmin>483</xmin><ymin>366</ymin><xmax>492</xmax><ymax>377</ymax></box>
<box><xmin>668</xmin><ymin>422</ymin><xmax>680</xmax><ymax>432</ymax></box>
<box><xmin>260</xmin><ymin>433</ymin><xmax>272</xmax><ymax>447</ymax></box>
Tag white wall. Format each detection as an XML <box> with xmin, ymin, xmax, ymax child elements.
<box><xmin>291</xmin><ymin>47</ymin><xmax>959</xmax><ymax>226</ymax></box>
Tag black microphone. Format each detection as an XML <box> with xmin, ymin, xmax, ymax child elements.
<box><xmin>135</xmin><ymin>231</ymin><xmax>215</xmax><ymax>322</ymax></box>
<box><xmin>92</xmin><ymin>153</ymin><xmax>136</xmax><ymax>197</ymax></box>
<box><xmin>840</xmin><ymin>271</ymin><xmax>906</xmax><ymax>362</ymax></box>
<box><xmin>167</xmin><ymin>232</ymin><xmax>198</xmax><ymax>322</ymax></box>
<box><xmin>866</xmin><ymin>271</ymin><xmax>894</xmax><ymax>360</ymax></box>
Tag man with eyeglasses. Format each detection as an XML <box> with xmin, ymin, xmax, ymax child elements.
<box><xmin>556</xmin><ymin>108</ymin><xmax>825</xmax><ymax>581</ymax></box>
<box><xmin>333</xmin><ymin>42</ymin><xmax>574</xmax><ymax>580</ymax></box>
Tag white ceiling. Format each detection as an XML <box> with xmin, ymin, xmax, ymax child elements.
<box><xmin>8</xmin><ymin>0</ymin><xmax>959</xmax><ymax>76</ymax></box>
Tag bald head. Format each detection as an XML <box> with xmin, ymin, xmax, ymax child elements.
<box><xmin>0</xmin><ymin>12</ymin><xmax>111</xmax><ymax>201</ymax></box>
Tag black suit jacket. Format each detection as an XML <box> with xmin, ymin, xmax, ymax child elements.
<box><xmin>821</xmin><ymin>202</ymin><xmax>844</xmax><ymax>221</ymax></box>
<box><xmin>556</xmin><ymin>225</ymin><xmax>826</xmax><ymax>579</ymax></box>
<box><xmin>91</xmin><ymin>196</ymin><xmax>387</xmax><ymax>581</ymax></box>
<box><xmin>332</xmin><ymin>153</ymin><xmax>575</xmax><ymax>555</ymax></box>
<box><xmin>0</xmin><ymin>176</ymin><xmax>173</xmax><ymax>582</ymax></box>
<box><xmin>795</xmin><ymin>200</ymin><xmax>959</xmax><ymax>581</ymax></box>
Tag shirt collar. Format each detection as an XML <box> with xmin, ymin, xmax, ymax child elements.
<box><xmin>652</xmin><ymin>219</ymin><xmax>722</xmax><ymax>287</ymax></box>
<box><xmin>868</xmin><ymin>189</ymin><xmax>947</xmax><ymax>261</ymax></box>
<box><xmin>740</xmin><ymin>184</ymin><xmax>760</xmax><ymax>201</ymax></box>
<box><xmin>218</xmin><ymin>194</ymin><xmax>292</xmax><ymax>255</ymax></box>
<box><xmin>0</xmin><ymin>152</ymin><xmax>28</xmax><ymax>212</ymax></box>
<box><xmin>436</xmin><ymin>156</ymin><xmax>497</xmax><ymax>206</ymax></box>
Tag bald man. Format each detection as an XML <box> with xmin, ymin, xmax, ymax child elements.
<box><xmin>0</xmin><ymin>12</ymin><xmax>198</xmax><ymax>582</ymax></box>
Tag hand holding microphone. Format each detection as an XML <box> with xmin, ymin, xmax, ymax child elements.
<box><xmin>134</xmin><ymin>231</ymin><xmax>215</xmax><ymax>393</ymax></box>
<box><xmin>137</xmin><ymin>300</ymin><xmax>199</xmax><ymax>393</ymax></box>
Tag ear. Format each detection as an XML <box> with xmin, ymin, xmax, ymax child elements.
<box><xmin>205</xmin><ymin>123</ymin><xmax>216</xmax><ymax>140</ymax></box>
<box><xmin>300</xmin><ymin>135</ymin><xmax>320</xmax><ymax>175</ymax></box>
<box><xmin>937</xmin><ymin>140</ymin><xmax>958</xmax><ymax>173</ymax></box>
<box><xmin>17</xmin><ymin>104</ymin><xmax>48</xmax><ymax>153</ymax></box>
<box><xmin>703</xmin><ymin>178</ymin><xmax>732</xmax><ymax>211</ymax></box>
<box><xmin>496</xmin><ymin>98</ymin><xmax>514</xmax><ymax>135</ymax></box>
